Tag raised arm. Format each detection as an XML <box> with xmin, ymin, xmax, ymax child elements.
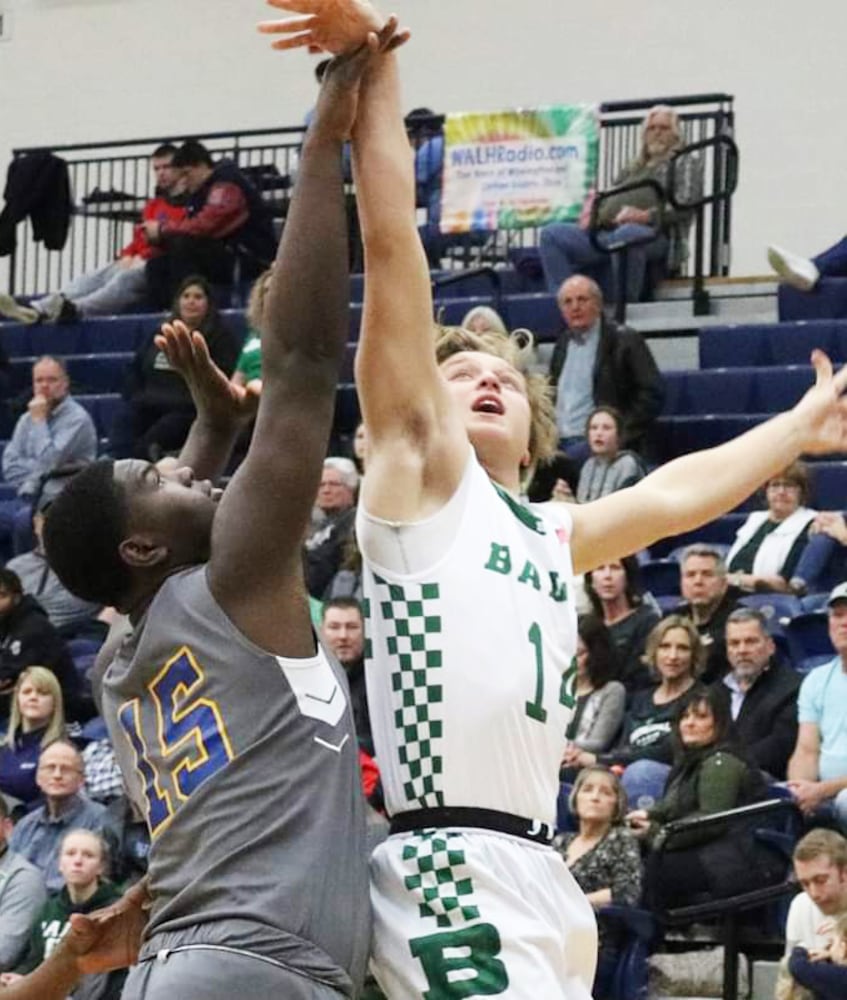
<box><xmin>570</xmin><ymin>351</ymin><xmax>847</xmax><ymax>573</ymax></box>
<box><xmin>204</xmin><ymin>29</ymin><xmax>393</xmax><ymax>655</ymax></box>
<box><xmin>350</xmin><ymin>36</ymin><xmax>468</xmax><ymax>519</ymax></box>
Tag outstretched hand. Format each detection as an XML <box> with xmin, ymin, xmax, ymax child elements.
<box><xmin>69</xmin><ymin>879</ymin><xmax>150</xmax><ymax>975</ymax></box>
<box><xmin>791</xmin><ymin>350</ymin><xmax>847</xmax><ymax>455</ymax></box>
<box><xmin>259</xmin><ymin>0</ymin><xmax>385</xmax><ymax>55</ymax></box>
<box><xmin>155</xmin><ymin>321</ymin><xmax>260</xmax><ymax>431</ymax></box>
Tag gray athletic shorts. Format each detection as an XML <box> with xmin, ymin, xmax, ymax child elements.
<box><xmin>122</xmin><ymin>945</ymin><xmax>345</xmax><ymax>999</ymax></box>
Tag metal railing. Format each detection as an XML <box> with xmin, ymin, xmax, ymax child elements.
<box><xmin>4</xmin><ymin>93</ymin><xmax>734</xmax><ymax>298</ymax></box>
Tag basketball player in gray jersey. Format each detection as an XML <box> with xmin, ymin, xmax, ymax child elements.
<box><xmin>41</xmin><ymin>32</ymin><xmax>405</xmax><ymax>1000</ymax></box>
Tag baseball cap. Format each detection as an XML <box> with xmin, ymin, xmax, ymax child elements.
<box><xmin>827</xmin><ymin>582</ymin><xmax>847</xmax><ymax>608</ymax></box>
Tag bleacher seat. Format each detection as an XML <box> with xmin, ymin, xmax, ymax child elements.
<box><xmin>784</xmin><ymin>611</ymin><xmax>833</xmax><ymax>665</ymax></box>
<box><xmin>779</xmin><ymin>278</ymin><xmax>847</xmax><ymax>322</ymax></box>
<box><xmin>9</xmin><ymin>353</ymin><xmax>131</xmax><ymax>395</ymax></box>
<box><xmin>737</xmin><ymin>594</ymin><xmax>802</xmax><ymax>632</ymax></box>
<box><xmin>809</xmin><ymin>461</ymin><xmax>847</xmax><ymax>508</ymax></box>
<box><xmin>639</xmin><ymin>559</ymin><xmax>680</xmax><ymax>598</ymax></box>
<box><xmin>698</xmin><ymin>320</ymin><xmax>847</xmax><ymax>369</ymax></box>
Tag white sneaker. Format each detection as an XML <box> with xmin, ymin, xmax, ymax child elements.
<box><xmin>767</xmin><ymin>244</ymin><xmax>820</xmax><ymax>291</ymax></box>
<box><xmin>0</xmin><ymin>292</ymin><xmax>39</xmax><ymax>325</ymax></box>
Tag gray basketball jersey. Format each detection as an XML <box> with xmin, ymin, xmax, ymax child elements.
<box><xmin>101</xmin><ymin>566</ymin><xmax>370</xmax><ymax>996</ymax></box>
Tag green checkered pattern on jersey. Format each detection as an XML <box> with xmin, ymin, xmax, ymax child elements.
<box><xmin>403</xmin><ymin>831</ymin><xmax>479</xmax><ymax>928</ymax></box>
<box><xmin>370</xmin><ymin>574</ymin><xmax>444</xmax><ymax>808</ymax></box>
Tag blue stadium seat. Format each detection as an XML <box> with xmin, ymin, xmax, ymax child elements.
<box><xmin>655</xmin><ymin>414</ymin><xmax>765</xmax><ymax>462</ymax></box>
<box><xmin>698</xmin><ymin>325</ymin><xmax>768</xmax><ymax>369</ymax></box>
<box><xmin>684</xmin><ymin>369</ymin><xmax>755</xmax><ymax>415</ymax></box>
<box><xmin>751</xmin><ymin>365</ymin><xmax>813</xmax><ymax>412</ymax></box>
<box><xmin>737</xmin><ymin>594</ymin><xmax>802</xmax><ymax>634</ymax></box>
<box><xmin>639</xmin><ymin>559</ymin><xmax>680</xmax><ymax>598</ymax></box>
<box><xmin>784</xmin><ymin>612</ymin><xmax>833</xmax><ymax>665</ymax></box>
<box><xmin>779</xmin><ymin>279</ymin><xmax>847</xmax><ymax>323</ymax></box>
<box><xmin>810</xmin><ymin>461</ymin><xmax>847</xmax><ymax>508</ymax></box>
<box><xmin>505</xmin><ymin>293</ymin><xmax>561</xmax><ymax>341</ymax></box>
<box><xmin>334</xmin><ymin>383</ymin><xmax>360</xmax><ymax>436</ymax></box>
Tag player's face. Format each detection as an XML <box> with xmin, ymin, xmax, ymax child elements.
<box><xmin>322</xmin><ymin>607</ymin><xmax>364</xmax><ymax>665</ymax></box>
<box><xmin>828</xmin><ymin>602</ymin><xmax>847</xmax><ymax>655</ymax></box>
<box><xmin>590</xmin><ymin>562</ymin><xmax>627</xmax><ymax>604</ymax></box>
<box><xmin>680</xmin><ymin>555</ymin><xmax>726</xmax><ymax>608</ymax></box>
<box><xmin>17</xmin><ymin>679</ymin><xmax>54</xmax><ymax>729</ymax></box>
<box><xmin>794</xmin><ymin>856</ymin><xmax>847</xmax><ymax>915</ymax></box>
<box><xmin>575</xmin><ymin>772</ymin><xmax>618</xmax><ymax>825</ymax></box>
<box><xmin>587</xmin><ymin>412</ymin><xmax>619</xmax><ymax>457</ymax></box>
<box><xmin>440</xmin><ymin>351</ymin><xmax>532</xmax><ymax>471</ymax></box>
<box><xmin>114</xmin><ymin>460</ymin><xmax>218</xmax><ymax>567</ymax></box>
<box><xmin>37</xmin><ymin>743</ymin><xmax>84</xmax><ymax>800</ymax></box>
<box><xmin>678</xmin><ymin>700</ymin><xmax>716</xmax><ymax>748</ymax></box>
<box><xmin>654</xmin><ymin>626</ymin><xmax>693</xmax><ymax>682</ymax></box>
<box><xmin>59</xmin><ymin>832</ymin><xmax>104</xmax><ymax>890</ymax></box>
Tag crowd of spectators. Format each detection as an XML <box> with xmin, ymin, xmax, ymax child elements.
<box><xmin>0</xmin><ymin>109</ymin><xmax>844</xmax><ymax>999</ymax></box>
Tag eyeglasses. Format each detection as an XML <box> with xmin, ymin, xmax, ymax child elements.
<box><xmin>767</xmin><ymin>480</ymin><xmax>801</xmax><ymax>491</ymax></box>
<box><xmin>38</xmin><ymin>763</ymin><xmax>81</xmax><ymax>776</ymax></box>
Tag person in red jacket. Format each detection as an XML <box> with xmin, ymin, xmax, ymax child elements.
<box><xmin>0</xmin><ymin>145</ymin><xmax>186</xmax><ymax>325</ymax></box>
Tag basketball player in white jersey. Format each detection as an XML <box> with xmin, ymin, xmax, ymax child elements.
<box><xmin>264</xmin><ymin>2</ymin><xmax>847</xmax><ymax>997</ymax></box>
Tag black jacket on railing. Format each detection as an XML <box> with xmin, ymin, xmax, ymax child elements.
<box><xmin>549</xmin><ymin>316</ymin><xmax>665</xmax><ymax>453</ymax></box>
<box><xmin>0</xmin><ymin>152</ymin><xmax>72</xmax><ymax>256</ymax></box>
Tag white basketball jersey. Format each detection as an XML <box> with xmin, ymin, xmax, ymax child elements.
<box><xmin>358</xmin><ymin>450</ymin><xmax>578</xmax><ymax>826</ymax></box>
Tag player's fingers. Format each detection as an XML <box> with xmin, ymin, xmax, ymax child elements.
<box><xmin>265</xmin><ymin>0</ymin><xmax>316</xmax><ymax>12</ymax></box>
<box><xmin>257</xmin><ymin>16</ymin><xmax>313</xmax><ymax>35</ymax></box>
<box><xmin>189</xmin><ymin>330</ymin><xmax>213</xmax><ymax>367</ymax></box>
<box><xmin>384</xmin><ymin>29</ymin><xmax>411</xmax><ymax>53</ymax></box>
<box><xmin>269</xmin><ymin>32</ymin><xmax>315</xmax><ymax>51</ymax></box>
<box><xmin>832</xmin><ymin>361</ymin><xmax>847</xmax><ymax>395</ymax></box>
<box><xmin>811</xmin><ymin>349</ymin><xmax>833</xmax><ymax>385</ymax></box>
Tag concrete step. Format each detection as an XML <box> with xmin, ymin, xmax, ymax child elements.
<box><xmin>626</xmin><ymin>294</ymin><xmax>778</xmax><ymax>336</ymax></box>
<box><xmin>656</xmin><ymin>275</ymin><xmax>778</xmax><ymax>302</ymax></box>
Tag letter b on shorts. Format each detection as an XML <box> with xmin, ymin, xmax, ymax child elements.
<box><xmin>410</xmin><ymin>923</ymin><xmax>509</xmax><ymax>999</ymax></box>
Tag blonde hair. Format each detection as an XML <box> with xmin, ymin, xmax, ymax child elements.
<box><xmin>6</xmin><ymin>667</ymin><xmax>65</xmax><ymax>748</ymax></box>
<box><xmin>60</xmin><ymin>827</ymin><xmax>110</xmax><ymax>881</ymax></box>
<box><xmin>434</xmin><ymin>325</ymin><xmax>557</xmax><ymax>475</ymax></box>
<box><xmin>643</xmin><ymin>615</ymin><xmax>707</xmax><ymax>680</ymax></box>
<box><xmin>246</xmin><ymin>268</ymin><xmax>274</xmax><ymax>335</ymax></box>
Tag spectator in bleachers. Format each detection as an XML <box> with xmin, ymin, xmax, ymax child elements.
<box><xmin>768</xmin><ymin>238</ymin><xmax>847</xmax><ymax>293</ymax></box>
<box><xmin>2</xmin><ymin>829</ymin><xmax>125</xmax><ymax>999</ymax></box>
<box><xmin>726</xmin><ymin>461</ymin><xmax>816</xmax><ymax>594</ymax></box>
<box><xmin>548</xmin><ymin>275</ymin><xmax>664</xmax><ymax>461</ymax></box>
<box><xmin>711</xmin><ymin>608</ymin><xmax>800</xmax><ymax>781</ymax></box>
<box><xmin>585</xmin><ymin>556</ymin><xmax>658</xmax><ymax>693</ymax></box>
<box><xmin>628</xmin><ymin>684</ymin><xmax>775</xmax><ymax>910</ymax></box>
<box><xmin>539</xmin><ymin>105</ymin><xmax>704</xmax><ymax>301</ymax></box>
<box><xmin>321</xmin><ymin>597</ymin><xmax>372</xmax><ymax>755</ymax></box>
<box><xmin>673</xmin><ymin>544</ymin><xmax>741</xmax><ymax>684</ymax></box>
<box><xmin>7</xmin><ymin>497</ymin><xmax>101</xmax><ymax>637</ymax></box>
<box><xmin>9</xmin><ymin>741</ymin><xmax>116</xmax><ymax>893</ymax></box>
<box><xmin>0</xmin><ymin>668</ymin><xmax>66</xmax><ymax>811</ymax></box>
<box><xmin>0</xmin><ymin>358</ymin><xmax>97</xmax><ymax>559</ymax></box>
<box><xmin>351</xmin><ymin>421</ymin><xmax>367</xmax><ymax>476</ymax></box>
<box><xmin>143</xmin><ymin>139</ymin><xmax>276</xmax><ymax>308</ymax></box>
<box><xmin>231</xmin><ymin>269</ymin><xmax>272</xmax><ymax>390</ymax></box>
<box><xmin>556</xmin><ymin>766</ymin><xmax>642</xmax><ymax>1000</ymax></box>
<box><xmin>0</xmin><ymin>794</ymin><xmax>46</xmax><ymax>972</ymax></box>
<box><xmin>787</xmin><ymin>912</ymin><xmax>847</xmax><ymax>1000</ymax></box>
<box><xmin>0</xmin><ymin>569</ymin><xmax>82</xmax><ymax>725</ymax></box>
<box><xmin>305</xmin><ymin>457</ymin><xmax>358</xmax><ymax>599</ymax></box>
<box><xmin>576</xmin><ymin>405</ymin><xmax>646</xmax><ymax>502</ymax></box>
<box><xmin>0</xmin><ymin>145</ymin><xmax>185</xmax><ymax>326</ymax></box>
<box><xmin>561</xmin><ymin>616</ymin><xmax>626</xmax><ymax>775</ymax></box>
<box><xmin>460</xmin><ymin>306</ymin><xmax>508</xmax><ymax>335</ymax></box>
<box><xmin>571</xmin><ymin>616</ymin><xmax>704</xmax><ymax>778</ymax></box>
<box><xmin>785</xmin><ymin>830</ymin><xmax>847</xmax><ymax>958</ymax></box>
<box><xmin>110</xmin><ymin>275</ymin><xmax>240</xmax><ymax>461</ymax></box>
<box><xmin>787</xmin><ymin>583</ymin><xmax>847</xmax><ymax>833</ymax></box>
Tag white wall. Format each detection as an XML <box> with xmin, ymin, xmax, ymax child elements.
<box><xmin>1</xmin><ymin>0</ymin><xmax>845</xmax><ymax>277</ymax></box>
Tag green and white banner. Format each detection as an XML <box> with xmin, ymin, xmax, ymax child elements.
<box><xmin>440</xmin><ymin>105</ymin><xmax>600</xmax><ymax>232</ymax></box>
